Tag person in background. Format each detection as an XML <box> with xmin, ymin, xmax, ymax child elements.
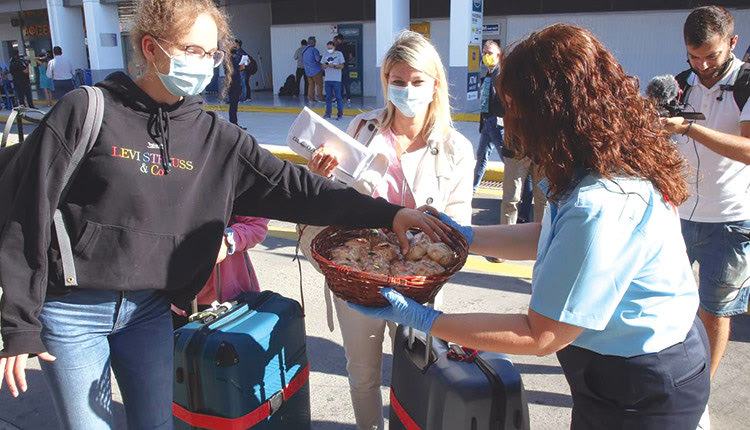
<box><xmin>172</xmin><ymin>216</ymin><xmax>269</xmax><ymax>328</ymax></box>
<box><xmin>321</xmin><ymin>41</ymin><xmax>345</xmax><ymax>120</ymax></box>
<box><xmin>227</xmin><ymin>42</ymin><xmax>246</xmax><ymax>130</ymax></box>
<box><xmin>46</xmin><ymin>46</ymin><xmax>74</xmax><ymax>100</ymax></box>
<box><xmin>294</xmin><ymin>39</ymin><xmax>309</xmax><ymax>97</ymax></box>
<box><xmin>662</xmin><ymin>8</ymin><xmax>750</xmax><ymax>427</ymax></box>
<box><xmin>36</xmin><ymin>50</ymin><xmax>54</xmax><ymax>107</ymax></box>
<box><xmin>500</xmin><ymin>141</ymin><xmax>547</xmax><ymax>228</ymax></box>
<box><xmin>353</xmin><ymin>24</ymin><xmax>710</xmax><ymax>430</ymax></box>
<box><xmin>235</xmin><ymin>39</ymin><xmax>252</xmax><ymax>101</ymax></box>
<box><xmin>302</xmin><ymin>36</ymin><xmax>324</xmax><ymax>103</ymax></box>
<box><xmin>333</xmin><ymin>33</ymin><xmax>353</xmax><ymax>105</ymax></box>
<box><xmin>472</xmin><ymin>40</ymin><xmax>504</xmax><ymax>194</ymax></box>
<box><xmin>9</xmin><ymin>49</ymin><xmax>35</xmax><ymax>109</ymax></box>
<box><xmin>300</xmin><ymin>31</ymin><xmax>474</xmax><ymax>430</ymax></box>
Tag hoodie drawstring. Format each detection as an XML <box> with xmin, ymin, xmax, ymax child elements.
<box><xmin>154</xmin><ymin>107</ymin><xmax>172</xmax><ymax>174</ymax></box>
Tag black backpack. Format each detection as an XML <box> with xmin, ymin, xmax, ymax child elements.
<box><xmin>676</xmin><ymin>62</ymin><xmax>750</xmax><ymax>111</ymax></box>
<box><xmin>278</xmin><ymin>74</ymin><xmax>297</xmax><ymax>96</ymax></box>
<box><xmin>246</xmin><ymin>56</ymin><xmax>258</xmax><ymax>76</ymax></box>
<box><xmin>279</xmin><ymin>75</ymin><xmax>299</xmax><ymax>96</ymax></box>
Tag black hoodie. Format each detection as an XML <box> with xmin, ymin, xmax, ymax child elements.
<box><xmin>0</xmin><ymin>72</ymin><xmax>401</xmax><ymax>356</ymax></box>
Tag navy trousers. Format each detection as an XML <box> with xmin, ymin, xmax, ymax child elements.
<box><xmin>557</xmin><ymin>318</ymin><xmax>710</xmax><ymax>429</ymax></box>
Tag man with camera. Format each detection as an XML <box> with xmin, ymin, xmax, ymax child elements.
<box><xmin>663</xmin><ymin>6</ymin><xmax>750</xmax><ymax>390</ymax></box>
<box><xmin>320</xmin><ymin>41</ymin><xmax>345</xmax><ymax>120</ymax></box>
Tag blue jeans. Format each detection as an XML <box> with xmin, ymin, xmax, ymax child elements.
<box><xmin>325</xmin><ymin>81</ymin><xmax>343</xmax><ymax>118</ymax></box>
<box><xmin>472</xmin><ymin>117</ymin><xmax>504</xmax><ymax>192</ymax></box>
<box><xmin>39</xmin><ymin>289</ymin><xmax>174</xmax><ymax>430</ymax></box>
<box><xmin>681</xmin><ymin>219</ymin><xmax>750</xmax><ymax>316</ymax></box>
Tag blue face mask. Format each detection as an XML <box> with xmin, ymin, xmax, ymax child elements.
<box><xmin>154</xmin><ymin>41</ymin><xmax>215</xmax><ymax>97</ymax></box>
<box><xmin>387</xmin><ymin>83</ymin><xmax>434</xmax><ymax>117</ymax></box>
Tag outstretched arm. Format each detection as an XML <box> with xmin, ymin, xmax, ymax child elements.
<box><xmin>663</xmin><ymin>118</ymin><xmax>750</xmax><ymax>164</ymax></box>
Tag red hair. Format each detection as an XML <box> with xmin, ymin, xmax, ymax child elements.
<box><xmin>497</xmin><ymin>24</ymin><xmax>688</xmax><ymax>204</ymax></box>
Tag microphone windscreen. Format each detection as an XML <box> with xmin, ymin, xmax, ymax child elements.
<box><xmin>646</xmin><ymin>75</ymin><xmax>680</xmax><ymax>105</ymax></box>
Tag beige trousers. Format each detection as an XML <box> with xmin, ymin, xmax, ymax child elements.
<box><xmin>501</xmin><ymin>157</ymin><xmax>547</xmax><ymax>225</ymax></box>
<box><xmin>307</xmin><ymin>72</ymin><xmax>324</xmax><ymax>101</ymax></box>
<box><xmin>333</xmin><ymin>294</ymin><xmax>396</xmax><ymax>430</ymax></box>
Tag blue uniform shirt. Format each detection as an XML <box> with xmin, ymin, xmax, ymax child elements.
<box><xmin>530</xmin><ymin>175</ymin><xmax>699</xmax><ymax>357</ymax></box>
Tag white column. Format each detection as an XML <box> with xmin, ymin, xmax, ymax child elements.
<box><xmin>82</xmin><ymin>0</ymin><xmax>125</xmax><ymax>83</ymax></box>
<box><xmin>46</xmin><ymin>0</ymin><xmax>87</xmax><ymax>71</ymax></box>
<box><xmin>375</xmin><ymin>0</ymin><xmax>409</xmax><ymax>105</ymax></box>
<box><xmin>449</xmin><ymin>0</ymin><xmax>483</xmax><ymax>112</ymax></box>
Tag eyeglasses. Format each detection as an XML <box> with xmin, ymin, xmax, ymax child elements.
<box><xmin>155</xmin><ymin>37</ymin><xmax>225</xmax><ymax>68</ymax></box>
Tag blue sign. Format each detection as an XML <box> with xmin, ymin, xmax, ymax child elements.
<box><xmin>472</xmin><ymin>0</ymin><xmax>483</xmax><ymax>13</ymax></box>
<box><xmin>483</xmin><ymin>24</ymin><xmax>499</xmax><ymax>35</ymax></box>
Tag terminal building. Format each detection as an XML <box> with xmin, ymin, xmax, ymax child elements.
<box><xmin>0</xmin><ymin>0</ymin><xmax>747</xmax><ymax>112</ymax></box>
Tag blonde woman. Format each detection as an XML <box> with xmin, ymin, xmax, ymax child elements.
<box><xmin>303</xmin><ymin>31</ymin><xmax>474</xmax><ymax>430</ymax></box>
<box><xmin>0</xmin><ymin>2</ymin><xmax>446</xmax><ymax>428</ymax></box>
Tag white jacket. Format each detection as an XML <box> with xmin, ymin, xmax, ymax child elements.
<box><xmin>343</xmin><ymin>108</ymin><xmax>475</xmax><ymax>223</ymax></box>
<box><xmin>297</xmin><ymin>108</ymin><xmax>475</xmax><ymax>328</ymax></box>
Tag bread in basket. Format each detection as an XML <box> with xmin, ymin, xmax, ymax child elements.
<box><xmin>311</xmin><ymin>225</ymin><xmax>469</xmax><ymax>306</ymax></box>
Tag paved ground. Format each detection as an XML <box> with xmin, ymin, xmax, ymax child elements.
<box><xmin>0</xmin><ymin>191</ymin><xmax>748</xmax><ymax>429</ymax></box>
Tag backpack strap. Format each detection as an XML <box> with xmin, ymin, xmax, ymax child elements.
<box><xmin>1</xmin><ymin>108</ymin><xmax>20</xmax><ymax>148</ymax></box>
<box><xmin>732</xmin><ymin>62</ymin><xmax>750</xmax><ymax>112</ymax></box>
<box><xmin>54</xmin><ymin>86</ymin><xmax>104</xmax><ymax>287</ymax></box>
<box><xmin>675</xmin><ymin>69</ymin><xmax>692</xmax><ymax>104</ymax></box>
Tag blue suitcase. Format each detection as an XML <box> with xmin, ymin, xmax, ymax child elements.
<box><xmin>389</xmin><ymin>325</ymin><xmax>530</xmax><ymax>430</ymax></box>
<box><xmin>173</xmin><ymin>291</ymin><xmax>311</xmax><ymax>430</ymax></box>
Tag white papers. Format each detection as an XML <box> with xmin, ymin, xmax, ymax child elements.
<box><xmin>239</xmin><ymin>55</ymin><xmax>249</xmax><ymax>66</ymax></box>
<box><xmin>287</xmin><ymin>107</ymin><xmax>388</xmax><ymax>184</ymax></box>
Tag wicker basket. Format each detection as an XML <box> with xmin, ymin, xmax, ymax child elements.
<box><xmin>311</xmin><ymin>226</ymin><xmax>469</xmax><ymax>306</ymax></box>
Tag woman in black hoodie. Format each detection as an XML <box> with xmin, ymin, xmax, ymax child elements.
<box><xmin>0</xmin><ymin>0</ymin><xmax>446</xmax><ymax>427</ymax></box>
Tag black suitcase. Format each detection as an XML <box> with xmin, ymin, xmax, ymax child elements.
<box><xmin>389</xmin><ymin>325</ymin><xmax>530</xmax><ymax>429</ymax></box>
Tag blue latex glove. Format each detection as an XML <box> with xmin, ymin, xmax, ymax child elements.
<box><xmin>437</xmin><ymin>212</ymin><xmax>474</xmax><ymax>246</ymax></box>
<box><xmin>348</xmin><ymin>288</ymin><xmax>443</xmax><ymax>334</ymax></box>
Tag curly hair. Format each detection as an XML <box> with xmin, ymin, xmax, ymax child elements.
<box><xmin>497</xmin><ymin>24</ymin><xmax>688</xmax><ymax>204</ymax></box>
<box><xmin>131</xmin><ymin>0</ymin><xmax>234</xmax><ymax>92</ymax></box>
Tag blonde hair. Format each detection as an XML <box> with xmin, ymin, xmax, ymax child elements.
<box><xmin>131</xmin><ymin>0</ymin><xmax>234</xmax><ymax>90</ymax></box>
<box><xmin>380</xmin><ymin>31</ymin><xmax>453</xmax><ymax>138</ymax></box>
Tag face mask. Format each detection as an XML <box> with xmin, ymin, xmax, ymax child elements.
<box><xmin>483</xmin><ymin>54</ymin><xmax>498</xmax><ymax>68</ymax></box>
<box><xmin>327</xmin><ymin>49</ymin><xmax>335</xmax><ymax>54</ymax></box>
<box><xmin>388</xmin><ymin>83</ymin><xmax>434</xmax><ymax>117</ymax></box>
<box><xmin>154</xmin><ymin>40</ymin><xmax>215</xmax><ymax>97</ymax></box>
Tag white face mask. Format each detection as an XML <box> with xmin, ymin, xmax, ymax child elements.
<box><xmin>154</xmin><ymin>40</ymin><xmax>215</xmax><ymax>97</ymax></box>
<box><xmin>387</xmin><ymin>83</ymin><xmax>434</xmax><ymax>117</ymax></box>
<box><xmin>327</xmin><ymin>49</ymin><xmax>335</xmax><ymax>54</ymax></box>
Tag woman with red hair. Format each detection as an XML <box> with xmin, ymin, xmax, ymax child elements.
<box><xmin>352</xmin><ymin>24</ymin><xmax>710</xmax><ymax>429</ymax></box>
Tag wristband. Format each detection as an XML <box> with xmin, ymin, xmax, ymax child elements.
<box><xmin>682</xmin><ymin>121</ymin><xmax>693</xmax><ymax>136</ymax></box>
<box><xmin>224</xmin><ymin>227</ymin><xmax>236</xmax><ymax>256</ymax></box>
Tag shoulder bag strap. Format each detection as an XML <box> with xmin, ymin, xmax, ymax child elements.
<box><xmin>732</xmin><ymin>62</ymin><xmax>750</xmax><ymax>111</ymax></box>
<box><xmin>54</xmin><ymin>85</ymin><xmax>104</xmax><ymax>287</ymax></box>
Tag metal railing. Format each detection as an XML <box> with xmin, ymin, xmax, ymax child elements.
<box><xmin>1</xmin><ymin>106</ymin><xmax>45</xmax><ymax>148</ymax></box>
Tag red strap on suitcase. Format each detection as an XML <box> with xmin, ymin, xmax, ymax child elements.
<box><xmin>390</xmin><ymin>387</ymin><xmax>422</xmax><ymax>430</ymax></box>
<box><xmin>173</xmin><ymin>363</ymin><xmax>310</xmax><ymax>430</ymax></box>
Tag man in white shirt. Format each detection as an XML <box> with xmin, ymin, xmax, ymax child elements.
<box><xmin>46</xmin><ymin>46</ymin><xmax>75</xmax><ymax>99</ymax></box>
<box><xmin>664</xmin><ymin>6</ymin><xmax>750</xmax><ymax>383</ymax></box>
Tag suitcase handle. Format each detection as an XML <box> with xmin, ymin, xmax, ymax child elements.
<box><xmin>405</xmin><ymin>327</ymin><xmax>438</xmax><ymax>372</ymax></box>
<box><xmin>406</xmin><ymin>300</ymin><xmax>435</xmax><ymax>370</ymax></box>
